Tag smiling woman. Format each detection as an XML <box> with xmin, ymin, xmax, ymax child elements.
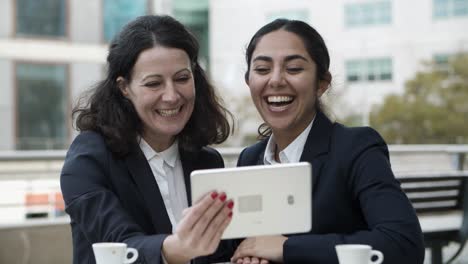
<box><xmin>117</xmin><ymin>46</ymin><xmax>196</xmax><ymax>152</ymax></box>
<box><xmin>232</xmin><ymin>18</ymin><xmax>425</xmax><ymax>264</ymax></box>
<box><xmin>61</xmin><ymin>15</ymin><xmax>235</xmax><ymax>264</ymax></box>
<box><xmin>246</xmin><ymin>29</ymin><xmax>329</xmax><ymax>150</ymax></box>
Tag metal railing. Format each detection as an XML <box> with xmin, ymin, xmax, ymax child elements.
<box><xmin>0</xmin><ymin>145</ymin><xmax>467</xmax><ymax>264</ymax></box>
<box><xmin>388</xmin><ymin>145</ymin><xmax>468</xmax><ymax>171</ymax></box>
<box><xmin>0</xmin><ymin>145</ymin><xmax>466</xmax><ymax>222</ymax></box>
<box><xmin>0</xmin><ymin>145</ymin><xmax>467</xmax><ymax>179</ymax></box>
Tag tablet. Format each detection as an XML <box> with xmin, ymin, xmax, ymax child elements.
<box><xmin>190</xmin><ymin>162</ymin><xmax>312</xmax><ymax>239</ymax></box>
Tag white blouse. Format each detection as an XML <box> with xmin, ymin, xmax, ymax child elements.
<box><xmin>139</xmin><ymin>138</ymin><xmax>188</xmax><ymax>233</ymax></box>
<box><xmin>264</xmin><ymin>115</ymin><xmax>315</xmax><ymax>164</ymax></box>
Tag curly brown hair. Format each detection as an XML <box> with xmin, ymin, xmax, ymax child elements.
<box><xmin>73</xmin><ymin>15</ymin><xmax>232</xmax><ymax>156</ymax></box>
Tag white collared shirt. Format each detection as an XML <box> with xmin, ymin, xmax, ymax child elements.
<box><xmin>139</xmin><ymin>138</ymin><xmax>188</xmax><ymax>233</ymax></box>
<box><xmin>264</xmin><ymin>116</ymin><xmax>315</xmax><ymax>164</ymax></box>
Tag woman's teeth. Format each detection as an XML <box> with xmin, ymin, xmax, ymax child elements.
<box><xmin>267</xmin><ymin>96</ymin><xmax>293</xmax><ymax>105</ymax></box>
<box><xmin>157</xmin><ymin>107</ymin><xmax>180</xmax><ymax>117</ymax></box>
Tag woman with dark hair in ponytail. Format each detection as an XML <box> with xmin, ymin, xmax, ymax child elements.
<box><xmin>61</xmin><ymin>15</ymin><xmax>234</xmax><ymax>264</ymax></box>
<box><xmin>231</xmin><ymin>19</ymin><xmax>424</xmax><ymax>264</ymax></box>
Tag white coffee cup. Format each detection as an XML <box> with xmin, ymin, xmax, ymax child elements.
<box><xmin>92</xmin><ymin>242</ymin><xmax>138</xmax><ymax>264</ymax></box>
<box><xmin>335</xmin><ymin>244</ymin><xmax>383</xmax><ymax>264</ymax></box>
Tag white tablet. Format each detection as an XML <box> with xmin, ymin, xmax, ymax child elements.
<box><xmin>190</xmin><ymin>162</ymin><xmax>312</xmax><ymax>239</ymax></box>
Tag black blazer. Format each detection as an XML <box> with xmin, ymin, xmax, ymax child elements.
<box><xmin>61</xmin><ymin>131</ymin><xmax>232</xmax><ymax>264</ymax></box>
<box><xmin>237</xmin><ymin>111</ymin><xmax>425</xmax><ymax>264</ymax></box>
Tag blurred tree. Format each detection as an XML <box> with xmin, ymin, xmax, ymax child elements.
<box><xmin>233</xmin><ymin>94</ymin><xmax>263</xmax><ymax>146</ymax></box>
<box><xmin>219</xmin><ymin>93</ymin><xmax>262</xmax><ymax>147</ymax></box>
<box><xmin>370</xmin><ymin>53</ymin><xmax>468</xmax><ymax>144</ymax></box>
<box><xmin>339</xmin><ymin>113</ymin><xmax>365</xmax><ymax>127</ymax></box>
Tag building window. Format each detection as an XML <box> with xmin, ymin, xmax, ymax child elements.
<box><xmin>346</xmin><ymin>58</ymin><xmax>393</xmax><ymax>82</ymax></box>
<box><xmin>433</xmin><ymin>53</ymin><xmax>453</xmax><ymax>72</ymax></box>
<box><xmin>433</xmin><ymin>0</ymin><xmax>468</xmax><ymax>18</ymax></box>
<box><xmin>16</xmin><ymin>63</ymin><xmax>68</xmax><ymax>150</ymax></box>
<box><xmin>266</xmin><ymin>9</ymin><xmax>310</xmax><ymax>22</ymax></box>
<box><xmin>103</xmin><ymin>0</ymin><xmax>148</xmax><ymax>42</ymax></box>
<box><xmin>434</xmin><ymin>54</ymin><xmax>450</xmax><ymax>65</ymax></box>
<box><xmin>173</xmin><ymin>0</ymin><xmax>210</xmax><ymax>70</ymax></box>
<box><xmin>345</xmin><ymin>1</ymin><xmax>392</xmax><ymax>27</ymax></box>
<box><xmin>15</xmin><ymin>0</ymin><xmax>67</xmax><ymax>38</ymax></box>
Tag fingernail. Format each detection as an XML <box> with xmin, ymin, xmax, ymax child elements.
<box><xmin>219</xmin><ymin>193</ymin><xmax>227</xmax><ymax>202</ymax></box>
<box><xmin>228</xmin><ymin>212</ymin><xmax>233</xmax><ymax>217</ymax></box>
<box><xmin>211</xmin><ymin>191</ymin><xmax>218</xmax><ymax>199</ymax></box>
<box><xmin>227</xmin><ymin>200</ymin><xmax>234</xmax><ymax>209</ymax></box>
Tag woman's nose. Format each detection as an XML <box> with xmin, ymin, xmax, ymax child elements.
<box><xmin>161</xmin><ymin>83</ymin><xmax>179</xmax><ymax>102</ymax></box>
<box><xmin>268</xmin><ymin>69</ymin><xmax>286</xmax><ymax>88</ymax></box>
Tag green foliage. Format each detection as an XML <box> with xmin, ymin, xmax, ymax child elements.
<box><xmin>339</xmin><ymin>113</ymin><xmax>365</xmax><ymax>127</ymax></box>
<box><xmin>370</xmin><ymin>53</ymin><xmax>468</xmax><ymax>144</ymax></box>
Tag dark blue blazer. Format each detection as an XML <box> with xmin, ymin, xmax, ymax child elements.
<box><xmin>61</xmin><ymin>131</ymin><xmax>233</xmax><ymax>264</ymax></box>
<box><xmin>237</xmin><ymin>111</ymin><xmax>425</xmax><ymax>264</ymax></box>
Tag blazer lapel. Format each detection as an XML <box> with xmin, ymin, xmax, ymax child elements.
<box><xmin>180</xmin><ymin>149</ymin><xmax>195</xmax><ymax>205</ymax></box>
<box><xmin>256</xmin><ymin>148</ymin><xmax>266</xmax><ymax>165</ymax></box>
<box><xmin>300</xmin><ymin>111</ymin><xmax>334</xmax><ymax>189</ymax></box>
<box><xmin>124</xmin><ymin>145</ymin><xmax>172</xmax><ymax>234</ymax></box>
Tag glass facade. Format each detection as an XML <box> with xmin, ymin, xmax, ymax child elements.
<box><xmin>434</xmin><ymin>54</ymin><xmax>450</xmax><ymax>65</ymax></box>
<box><xmin>173</xmin><ymin>0</ymin><xmax>210</xmax><ymax>70</ymax></box>
<box><xmin>346</xmin><ymin>58</ymin><xmax>393</xmax><ymax>82</ymax></box>
<box><xmin>16</xmin><ymin>0</ymin><xmax>67</xmax><ymax>37</ymax></box>
<box><xmin>433</xmin><ymin>53</ymin><xmax>452</xmax><ymax>72</ymax></box>
<box><xmin>16</xmin><ymin>63</ymin><xmax>68</xmax><ymax>150</ymax></box>
<box><xmin>433</xmin><ymin>0</ymin><xmax>468</xmax><ymax>18</ymax></box>
<box><xmin>345</xmin><ymin>1</ymin><xmax>392</xmax><ymax>27</ymax></box>
<box><xmin>103</xmin><ymin>0</ymin><xmax>148</xmax><ymax>42</ymax></box>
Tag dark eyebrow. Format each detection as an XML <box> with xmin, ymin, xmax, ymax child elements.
<box><xmin>174</xmin><ymin>68</ymin><xmax>192</xmax><ymax>75</ymax></box>
<box><xmin>252</xmin><ymin>55</ymin><xmax>272</xmax><ymax>63</ymax></box>
<box><xmin>141</xmin><ymin>68</ymin><xmax>191</xmax><ymax>82</ymax></box>
<box><xmin>141</xmin><ymin>74</ymin><xmax>162</xmax><ymax>82</ymax></box>
<box><xmin>252</xmin><ymin>54</ymin><xmax>309</xmax><ymax>63</ymax></box>
<box><xmin>284</xmin><ymin>54</ymin><xmax>309</xmax><ymax>63</ymax></box>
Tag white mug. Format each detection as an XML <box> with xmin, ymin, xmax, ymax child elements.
<box><xmin>92</xmin><ymin>242</ymin><xmax>138</xmax><ymax>264</ymax></box>
<box><xmin>335</xmin><ymin>244</ymin><xmax>383</xmax><ymax>264</ymax></box>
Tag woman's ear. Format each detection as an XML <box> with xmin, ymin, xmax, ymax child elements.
<box><xmin>317</xmin><ymin>80</ymin><xmax>329</xmax><ymax>98</ymax></box>
<box><xmin>116</xmin><ymin>77</ymin><xmax>129</xmax><ymax>97</ymax></box>
<box><xmin>317</xmin><ymin>72</ymin><xmax>332</xmax><ymax>97</ymax></box>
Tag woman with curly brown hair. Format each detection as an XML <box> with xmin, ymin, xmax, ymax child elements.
<box><xmin>61</xmin><ymin>15</ymin><xmax>235</xmax><ymax>264</ymax></box>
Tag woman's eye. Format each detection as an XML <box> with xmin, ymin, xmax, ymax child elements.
<box><xmin>287</xmin><ymin>67</ymin><xmax>303</xmax><ymax>73</ymax></box>
<box><xmin>253</xmin><ymin>68</ymin><xmax>269</xmax><ymax>74</ymax></box>
<box><xmin>145</xmin><ymin>82</ymin><xmax>161</xmax><ymax>87</ymax></box>
<box><xmin>175</xmin><ymin>76</ymin><xmax>190</xmax><ymax>83</ymax></box>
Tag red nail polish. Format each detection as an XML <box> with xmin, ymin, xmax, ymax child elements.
<box><xmin>211</xmin><ymin>192</ymin><xmax>218</xmax><ymax>199</ymax></box>
<box><xmin>227</xmin><ymin>201</ymin><xmax>234</xmax><ymax>209</ymax></box>
<box><xmin>228</xmin><ymin>212</ymin><xmax>233</xmax><ymax>217</ymax></box>
<box><xmin>219</xmin><ymin>193</ymin><xmax>227</xmax><ymax>202</ymax></box>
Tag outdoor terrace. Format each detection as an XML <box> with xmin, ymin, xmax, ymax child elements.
<box><xmin>0</xmin><ymin>145</ymin><xmax>467</xmax><ymax>264</ymax></box>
